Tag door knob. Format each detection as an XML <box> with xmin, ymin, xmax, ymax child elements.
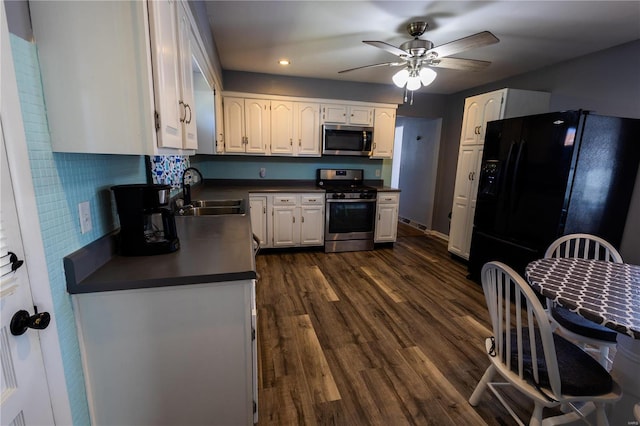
<box><xmin>10</xmin><ymin>307</ymin><xmax>51</xmax><ymax>336</ymax></box>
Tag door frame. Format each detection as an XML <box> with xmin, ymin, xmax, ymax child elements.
<box><xmin>1</xmin><ymin>4</ymin><xmax>73</xmax><ymax>423</ymax></box>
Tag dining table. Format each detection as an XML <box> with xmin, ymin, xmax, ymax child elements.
<box><xmin>525</xmin><ymin>257</ymin><xmax>640</xmax><ymax>425</ymax></box>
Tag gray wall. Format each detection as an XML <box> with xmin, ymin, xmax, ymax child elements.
<box><xmin>432</xmin><ymin>40</ymin><xmax>640</xmax><ymax>262</ymax></box>
<box><xmin>223</xmin><ymin>70</ymin><xmax>404</xmax><ymax>105</ymax></box>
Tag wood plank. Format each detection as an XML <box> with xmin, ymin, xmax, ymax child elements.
<box><xmin>361</xmin><ymin>266</ymin><xmax>406</xmax><ymax>303</ymax></box>
<box><xmin>289</xmin><ymin>314</ymin><xmax>341</xmax><ymax>403</ymax></box>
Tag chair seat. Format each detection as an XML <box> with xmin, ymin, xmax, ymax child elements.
<box><xmin>551</xmin><ymin>306</ymin><xmax>618</xmax><ymax>343</ymax></box>
<box><xmin>508</xmin><ymin>329</ymin><xmax>613</xmax><ymax>396</ymax></box>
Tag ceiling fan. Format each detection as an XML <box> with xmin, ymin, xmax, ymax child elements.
<box><xmin>339</xmin><ymin>22</ymin><xmax>499</xmax><ymax>92</ymax></box>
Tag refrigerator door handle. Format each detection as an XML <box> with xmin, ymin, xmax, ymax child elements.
<box><xmin>502</xmin><ymin>141</ymin><xmax>517</xmax><ymax>208</ymax></box>
<box><xmin>510</xmin><ymin>140</ymin><xmax>526</xmax><ymax>210</ymax></box>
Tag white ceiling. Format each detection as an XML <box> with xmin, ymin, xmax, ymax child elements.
<box><xmin>205</xmin><ymin>1</ymin><xmax>640</xmax><ymax>94</ymax></box>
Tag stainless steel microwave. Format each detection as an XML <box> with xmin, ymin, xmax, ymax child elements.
<box><xmin>322</xmin><ymin>124</ymin><xmax>373</xmax><ymax>156</ymax></box>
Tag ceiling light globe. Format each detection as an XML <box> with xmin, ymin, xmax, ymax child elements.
<box><xmin>406</xmin><ymin>75</ymin><xmax>421</xmax><ymax>91</ymax></box>
<box><xmin>419</xmin><ymin>67</ymin><xmax>437</xmax><ymax>86</ymax></box>
<box><xmin>392</xmin><ymin>69</ymin><xmax>409</xmax><ymax>87</ymax></box>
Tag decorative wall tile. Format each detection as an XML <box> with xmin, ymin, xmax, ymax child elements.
<box><xmin>150</xmin><ymin>155</ymin><xmax>190</xmax><ymax>188</ymax></box>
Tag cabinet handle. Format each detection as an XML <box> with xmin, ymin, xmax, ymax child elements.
<box><xmin>309</xmin><ymin>199</ymin><xmax>316</xmax><ymax>202</ymax></box>
<box><xmin>301</xmin><ymin>216</ymin><xmax>305</xmax><ymax>223</ymax></box>
<box><xmin>469</xmin><ymin>172</ymin><xmax>473</xmax><ymax>180</ymax></box>
<box><xmin>263</xmin><ymin>206</ymin><xmax>266</xmax><ymax>214</ymax></box>
<box><xmin>299</xmin><ymin>139</ymin><xmax>301</xmax><ymax>147</ymax></box>
<box><xmin>293</xmin><ymin>216</ymin><xmax>296</xmax><ymax>223</ymax></box>
<box><xmin>185</xmin><ymin>104</ymin><xmax>192</xmax><ymax>124</ymax></box>
<box><xmin>290</xmin><ymin>138</ymin><xmax>293</xmax><ymax>146</ymax></box>
<box><xmin>179</xmin><ymin>100</ymin><xmax>186</xmax><ymax>123</ymax></box>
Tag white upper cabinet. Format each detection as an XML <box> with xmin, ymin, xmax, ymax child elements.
<box><xmin>149</xmin><ymin>0</ymin><xmax>198</xmax><ymax>150</ymax></box>
<box><xmin>224</xmin><ymin>97</ymin><xmax>270</xmax><ymax>154</ymax></box>
<box><xmin>294</xmin><ymin>103</ymin><xmax>321</xmax><ymax>156</ymax></box>
<box><xmin>30</xmin><ymin>0</ymin><xmax>209</xmax><ymax>155</ymax></box>
<box><xmin>371</xmin><ymin>108</ymin><xmax>396</xmax><ymax>159</ymax></box>
<box><xmin>321</xmin><ymin>104</ymin><xmax>373</xmax><ymax>126</ymax></box>
<box><xmin>270</xmin><ymin>101</ymin><xmax>295</xmax><ymax>155</ymax></box>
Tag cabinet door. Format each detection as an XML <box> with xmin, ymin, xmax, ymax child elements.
<box><xmin>270</xmin><ymin>101</ymin><xmax>294</xmax><ymax>155</ymax></box>
<box><xmin>249</xmin><ymin>196</ymin><xmax>268</xmax><ymax>247</ymax></box>
<box><xmin>460</xmin><ymin>97</ymin><xmax>481</xmax><ymax>146</ymax></box>
<box><xmin>177</xmin><ymin>4</ymin><xmax>197</xmax><ymax>149</ymax></box>
<box><xmin>214</xmin><ymin>84</ymin><xmax>225</xmax><ymax>153</ymax></box>
<box><xmin>322</xmin><ymin>104</ymin><xmax>348</xmax><ymax>123</ymax></box>
<box><xmin>223</xmin><ymin>97</ymin><xmax>246</xmax><ymax>152</ymax></box>
<box><xmin>375</xmin><ymin>203</ymin><xmax>398</xmax><ymax>242</ymax></box>
<box><xmin>295</xmin><ymin>103</ymin><xmax>320</xmax><ymax>156</ymax></box>
<box><xmin>371</xmin><ymin>108</ymin><xmax>395</xmax><ymax>159</ymax></box>
<box><xmin>272</xmin><ymin>206</ymin><xmax>298</xmax><ymax>247</ymax></box>
<box><xmin>448</xmin><ymin>146</ymin><xmax>482</xmax><ymax>258</ymax></box>
<box><xmin>245</xmin><ymin>99</ymin><xmax>270</xmax><ymax>154</ymax></box>
<box><xmin>349</xmin><ymin>106</ymin><xmax>373</xmax><ymax>126</ymax></box>
<box><xmin>148</xmin><ymin>0</ymin><xmax>182</xmax><ymax>149</ymax></box>
<box><xmin>478</xmin><ymin>91</ymin><xmax>505</xmax><ymax>145</ymax></box>
<box><xmin>300</xmin><ymin>205</ymin><xmax>324</xmax><ymax>246</ymax></box>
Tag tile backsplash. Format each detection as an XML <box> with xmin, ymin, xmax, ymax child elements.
<box><xmin>150</xmin><ymin>155</ymin><xmax>190</xmax><ymax>188</ymax></box>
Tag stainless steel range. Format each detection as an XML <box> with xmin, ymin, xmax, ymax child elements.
<box><xmin>317</xmin><ymin>169</ymin><xmax>377</xmax><ymax>253</ymax></box>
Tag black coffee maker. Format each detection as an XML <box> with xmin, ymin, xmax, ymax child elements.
<box><xmin>111</xmin><ymin>184</ymin><xmax>180</xmax><ymax>256</ymax></box>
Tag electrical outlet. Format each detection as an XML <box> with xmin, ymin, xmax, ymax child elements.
<box><xmin>375</xmin><ymin>169</ymin><xmax>381</xmax><ymax>177</ymax></box>
<box><xmin>79</xmin><ymin>201</ymin><xmax>92</xmax><ymax>234</ymax></box>
<box><xmin>259</xmin><ymin>168</ymin><xmax>266</xmax><ymax>178</ymax></box>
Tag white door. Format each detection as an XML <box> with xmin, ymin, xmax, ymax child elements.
<box><xmin>1</xmin><ymin>122</ymin><xmax>55</xmax><ymax>425</ymax></box>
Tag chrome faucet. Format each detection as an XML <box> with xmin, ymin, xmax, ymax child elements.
<box><xmin>181</xmin><ymin>167</ymin><xmax>203</xmax><ymax>206</ymax></box>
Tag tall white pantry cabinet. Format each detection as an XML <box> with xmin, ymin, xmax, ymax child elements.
<box><xmin>448</xmin><ymin>88</ymin><xmax>550</xmax><ymax>260</ymax></box>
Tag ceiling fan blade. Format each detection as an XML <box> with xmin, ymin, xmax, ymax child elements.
<box><xmin>363</xmin><ymin>40</ymin><xmax>409</xmax><ymax>58</ymax></box>
<box><xmin>428</xmin><ymin>31</ymin><xmax>499</xmax><ymax>58</ymax></box>
<box><xmin>338</xmin><ymin>61</ymin><xmax>405</xmax><ymax>74</ymax></box>
<box><xmin>428</xmin><ymin>57</ymin><xmax>491</xmax><ymax>71</ymax></box>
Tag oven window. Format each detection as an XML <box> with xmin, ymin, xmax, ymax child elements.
<box><xmin>328</xmin><ymin>201</ymin><xmax>375</xmax><ymax>233</ymax></box>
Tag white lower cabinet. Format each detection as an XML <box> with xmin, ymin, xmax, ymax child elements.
<box><xmin>268</xmin><ymin>193</ymin><xmax>324</xmax><ymax>248</ymax></box>
<box><xmin>375</xmin><ymin>192</ymin><xmax>400</xmax><ymax>242</ymax></box>
<box><xmin>74</xmin><ymin>280</ymin><xmax>257</xmax><ymax>426</ymax></box>
<box><xmin>249</xmin><ymin>195</ymin><xmax>269</xmax><ymax>248</ymax></box>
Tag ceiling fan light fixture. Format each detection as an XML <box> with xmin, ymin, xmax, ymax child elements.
<box><xmin>392</xmin><ymin>68</ymin><xmax>409</xmax><ymax>87</ymax></box>
<box><xmin>406</xmin><ymin>75</ymin><xmax>421</xmax><ymax>91</ymax></box>
<box><xmin>419</xmin><ymin>67</ymin><xmax>437</xmax><ymax>86</ymax></box>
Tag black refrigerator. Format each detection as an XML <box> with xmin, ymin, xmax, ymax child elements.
<box><xmin>468</xmin><ymin>110</ymin><xmax>640</xmax><ymax>280</ymax></box>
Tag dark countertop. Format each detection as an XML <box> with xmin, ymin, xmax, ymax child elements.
<box><xmin>65</xmin><ymin>193</ymin><xmax>256</xmax><ymax>294</ymax></box>
<box><xmin>65</xmin><ymin>180</ymin><xmax>399</xmax><ymax>294</ymax></box>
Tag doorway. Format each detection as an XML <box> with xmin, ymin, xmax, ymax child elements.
<box><xmin>391</xmin><ymin>117</ymin><xmax>442</xmax><ymax>231</ymax></box>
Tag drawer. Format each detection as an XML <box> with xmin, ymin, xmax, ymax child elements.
<box><xmin>301</xmin><ymin>195</ymin><xmax>323</xmax><ymax>205</ymax></box>
<box><xmin>272</xmin><ymin>194</ymin><xmax>298</xmax><ymax>206</ymax></box>
<box><xmin>377</xmin><ymin>193</ymin><xmax>399</xmax><ymax>204</ymax></box>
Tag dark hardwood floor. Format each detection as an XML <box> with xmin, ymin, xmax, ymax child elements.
<box><xmin>255</xmin><ymin>224</ymin><xmax>532</xmax><ymax>425</ymax></box>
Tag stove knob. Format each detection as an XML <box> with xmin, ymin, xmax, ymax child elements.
<box><xmin>338</xmin><ymin>193</ymin><xmax>346</xmax><ymax>199</ymax></box>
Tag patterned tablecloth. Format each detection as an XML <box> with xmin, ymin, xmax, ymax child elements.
<box><xmin>525</xmin><ymin>257</ymin><xmax>640</xmax><ymax>339</ymax></box>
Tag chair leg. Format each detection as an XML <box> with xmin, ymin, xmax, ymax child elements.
<box><xmin>469</xmin><ymin>365</ymin><xmax>495</xmax><ymax>406</ymax></box>
<box><xmin>594</xmin><ymin>403</ymin><xmax>609</xmax><ymax>426</ymax></box>
<box><xmin>598</xmin><ymin>346</ymin><xmax>610</xmax><ymax>369</ymax></box>
<box><xmin>530</xmin><ymin>403</ymin><xmax>543</xmax><ymax>426</ymax></box>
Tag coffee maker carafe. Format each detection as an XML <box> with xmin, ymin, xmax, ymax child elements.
<box><xmin>111</xmin><ymin>184</ymin><xmax>180</xmax><ymax>256</ymax></box>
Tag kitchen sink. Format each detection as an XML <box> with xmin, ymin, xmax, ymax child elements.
<box><xmin>191</xmin><ymin>199</ymin><xmax>244</xmax><ymax>208</ymax></box>
<box><xmin>176</xmin><ymin>199</ymin><xmax>246</xmax><ymax>216</ymax></box>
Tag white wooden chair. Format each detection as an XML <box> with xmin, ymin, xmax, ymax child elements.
<box><xmin>544</xmin><ymin>234</ymin><xmax>621</xmax><ymax>369</ymax></box>
<box><xmin>469</xmin><ymin>261</ymin><xmax>621</xmax><ymax>426</ymax></box>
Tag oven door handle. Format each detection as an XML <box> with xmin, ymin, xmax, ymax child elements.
<box><xmin>326</xmin><ymin>198</ymin><xmax>376</xmax><ymax>203</ymax></box>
